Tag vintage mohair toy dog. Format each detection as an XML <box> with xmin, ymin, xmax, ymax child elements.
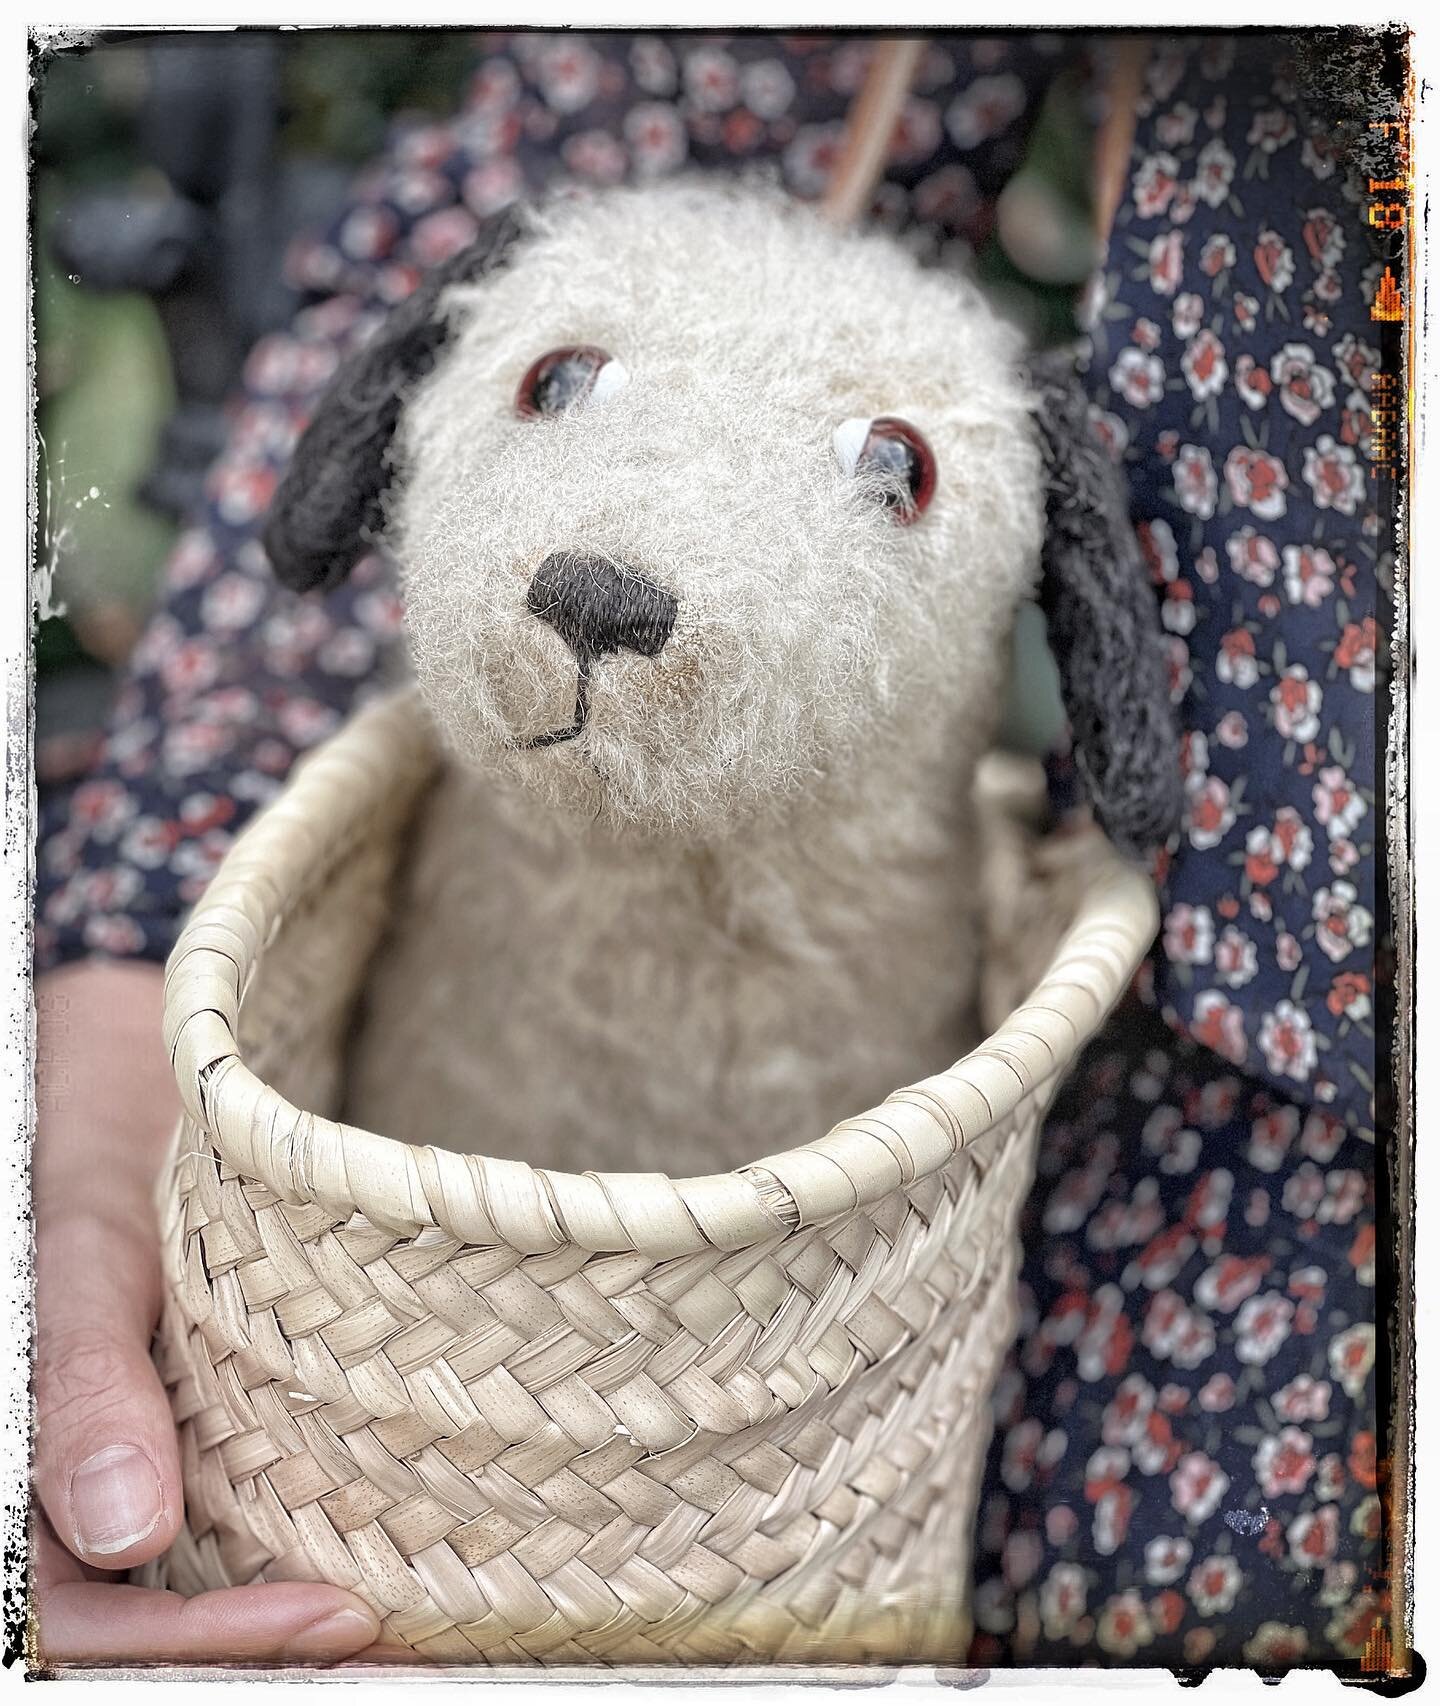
<box><xmin>263</xmin><ymin>179</ymin><xmax>1180</xmax><ymax>1175</ymax></box>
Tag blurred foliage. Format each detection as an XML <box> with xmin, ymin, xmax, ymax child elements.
<box><xmin>279</xmin><ymin>31</ymin><xmax>476</xmax><ymax>161</ymax></box>
<box><xmin>32</xmin><ymin>30</ymin><xmax>477</xmax><ymax>682</ymax></box>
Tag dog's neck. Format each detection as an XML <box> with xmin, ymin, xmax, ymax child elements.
<box><xmin>475</xmin><ymin>709</ymin><xmax>983</xmax><ymax>931</ymax></box>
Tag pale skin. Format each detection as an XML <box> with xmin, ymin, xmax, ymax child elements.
<box><xmin>30</xmin><ymin>960</ymin><xmax>387</xmax><ymax>1667</ymax></box>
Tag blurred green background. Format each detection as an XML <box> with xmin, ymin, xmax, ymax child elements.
<box><xmin>33</xmin><ymin>29</ymin><xmax>1091</xmax><ymax>774</ymax></box>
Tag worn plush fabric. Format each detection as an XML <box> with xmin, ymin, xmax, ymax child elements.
<box><xmin>33</xmin><ymin>30</ymin><xmax>1384</xmax><ymax>1668</ymax></box>
<box><xmin>300</xmin><ymin>179</ymin><xmax>1055</xmax><ymax>1174</ymax></box>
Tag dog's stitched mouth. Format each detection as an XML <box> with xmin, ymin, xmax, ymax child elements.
<box><xmin>517</xmin><ymin>656</ymin><xmax>592</xmax><ymax>750</ymax></box>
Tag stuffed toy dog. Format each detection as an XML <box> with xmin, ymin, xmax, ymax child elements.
<box><xmin>264</xmin><ymin>179</ymin><xmax>1179</xmax><ymax>1175</ymax></box>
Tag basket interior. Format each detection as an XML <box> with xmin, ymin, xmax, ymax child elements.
<box><xmin>231</xmin><ymin>736</ymin><xmax>1096</xmax><ymax>1183</ymax></box>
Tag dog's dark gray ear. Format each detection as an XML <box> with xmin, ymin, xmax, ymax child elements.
<box><xmin>263</xmin><ymin>207</ymin><xmax>527</xmax><ymax>593</ymax></box>
<box><xmin>1023</xmin><ymin>345</ymin><xmax>1184</xmax><ymax>859</ymax></box>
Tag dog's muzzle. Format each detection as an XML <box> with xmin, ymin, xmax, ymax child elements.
<box><xmin>520</xmin><ymin>554</ymin><xmax>678</xmax><ymax>749</ymax></box>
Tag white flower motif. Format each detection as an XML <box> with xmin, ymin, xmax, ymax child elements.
<box><xmin>1302</xmin><ymin>434</ymin><xmax>1367</xmax><ymax>514</ymax></box>
<box><xmin>1188</xmin><ymin>1553</ymin><xmax>1243</xmax><ymax>1615</ymax></box>
<box><xmin>1281</xmin><ymin>544</ymin><xmax>1337</xmax><ymax>607</ymax></box>
<box><xmin>1257</xmin><ymin>1000</ymin><xmax>1318</xmax><ymax>1082</ymax></box>
<box><xmin>1270</xmin><ymin>342</ymin><xmax>1337</xmax><ymax>426</ymax></box>
<box><xmin>1311</xmin><ymin>882</ymin><xmax>1374</xmax><ymax>962</ymax></box>
<box><xmin>1270</xmin><ymin>664</ymin><xmax>1323</xmax><ymax>742</ymax></box>
<box><xmin>1174</xmin><ymin>444</ymin><xmax>1217</xmax><ymax>517</ymax></box>
<box><xmin>1145</xmin><ymin>1534</ymin><xmax>1194</xmax><ymax>1585</ymax></box>
<box><xmin>1215</xmin><ymin>925</ymin><xmax>1258</xmax><ymax>988</ymax></box>
<box><xmin>1110</xmin><ymin>345</ymin><xmax>1165</xmax><ymax>408</ymax></box>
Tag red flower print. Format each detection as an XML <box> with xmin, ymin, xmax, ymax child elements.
<box><xmin>1302</xmin><ymin>434</ymin><xmax>1367</xmax><ymax>514</ymax></box>
<box><xmin>1287</xmin><ymin>1504</ymin><xmax>1340</xmax><ymax>1569</ymax></box>
<box><xmin>538</xmin><ymin>39</ymin><xmax>602</xmax><ymax>113</ymax></box>
<box><xmin>1332</xmin><ymin>330</ymin><xmax>1380</xmax><ymax>391</ymax></box>
<box><xmin>1148</xmin><ymin>230</ymin><xmax>1184</xmax><ymax>297</ymax></box>
<box><xmin>1194</xmin><ymin>137</ymin><xmax>1235</xmax><ymax>207</ymax></box>
<box><xmin>1191</xmin><ymin>989</ymin><xmax>1247</xmax><ymax>1065</ymax></box>
<box><xmin>1039</xmin><ymin>1561</ymin><xmax>1087</xmax><ymax>1641</ymax></box>
<box><xmin>1185</xmin><ymin>775</ymin><xmax>1235</xmax><ymax>851</ymax></box>
<box><xmin>1133</xmin><ymin>150</ymin><xmax>1181</xmax><ymax>217</ymax></box>
<box><xmin>1269</xmin><ymin>341</ymin><xmax>1336</xmax><ymax>425</ymax></box>
<box><xmin>1198</xmin><ymin>1372</ymin><xmax>1236</xmax><ymax>1411</ymax></box>
<box><xmin>1224</xmin><ymin>447</ymin><xmax>1289</xmax><ymax>520</ymax></box>
<box><xmin>1194</xmin><ymin>1253</ymin><xmax>1270</xmax><ymax>1313</ymax></box>
<box><xmin>1334</xmin><ymin>616</ymin><xmax>1378</xmax><ymax>690</ymax></box>
<box><xmin>1253</xmin><ymin>1426</ymin><xmax>1316</xmax><ymax>1497</ymax></box>
<box><xmin>1188</xmin><ymin>1553</ymin><xmax>1243</xmax><ymax>1615</ymax></box>
<box><xmin>1096</xmin><ymin>1588</ymin><xmax>1153</xmax><ymax>1658</ymax></box>
<box><xmin>1093</xmin><ymin>1484</ymin><xmax>1136</xmax><ymax>1556</ymax></box>
<box><xmin>1274</xmin><ymin>1373</ymin><xmax>1332</xmax><ymax>1423</ymax></box>
<box><xmin>1174</xmin><ymin>444</ymin><xmax>1218</xmax><ymax>517</ymax></box>
<box><xmin>740</xmin><ymin>57</ymin><xmax>795</xmax><ymax>120</ymax></box>
<box><xmin>1349</xmin><ymin>1431</ymin><xmax>1378</xmax><ymax>1490</ymax></box>
<box><xmin>1245</xmin><ymin>1624</ymin><xmax>1310</xmax><ymax>1666</ymax></box>
<box><xmin>1110</xmin><ymin>345</ymin><xmax>1166</xmax><ymax>408</ymax></box>
<box><xmin>1218</xmin><ymin>625</ymin><xmax>1260</xmax><ymax>689</ymax></box>
<box><xmin>1348</xmin><ymin>1222</ymin><xmax>1377</xmax><ymax>1283</ymax></box>
<box><xmin>1311</xmin><ymin>881</ymin><xmax>1374</xmax><ymax>963</ymax></box>
<box><xmin>1247</xmin><ymin>109</ymin><xmax>1296</xmax><ymax>153</ymax></box>
<box><xmin>1182</xmin><ymin>327</ymin><xmax>1227</xmax><ymax>399</ymax></box>
<box><xmin>1254</xmin><ymin>227</ymin><xmax>1295</xmax><ymax>291</ymax></box>
<box><xmin>1301</xmin><ymin>206</ymin><xmax>1345</xmax><ymax>269</ymax></box>
<box><xmin>1200</xmin><ymin>232</ymin><xmax>1236</xmax><ymax>276</ymax></box>
<box><xmin>1270</xmin><ymin>665</ymin><xmax>1322</xmax><ymax>741</ymax></box>
<box><xmin>1234</xmin><ymin>1290</ymin><xmax>1296</xmax><ymax>1363</ymax></box>
<box><xmin>1144</xmin><ymin>1536</ymin><xmax>1193</xmax><ymax>1586</ymax></box>
<box><xmin>1163</xmin><ymin>902</ymin><xmax>1214</xmax><ymax>964</ymax></box>
<box><xmin>944</xmin><ymin>73</ymin><xmax>1026</xmax><ymax>149</ymax></box>
<box><xmin>1170</xmin><ymin>1450</ymin><xmax>1229</xmax><ymax>1521</ymax></box>
<box><xmin>1257</xmin><ymin>1000</ymin><xmax>1318</xmax><ymax>1082</ymax></box>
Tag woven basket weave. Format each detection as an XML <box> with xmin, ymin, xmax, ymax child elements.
<box><xmin>136</xmin><ymin>686</ymin><xmax>1156</xmax><ymax>1666</ymax></box>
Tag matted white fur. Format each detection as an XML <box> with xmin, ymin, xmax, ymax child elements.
<box><xmin>346</xmin><ymin>180</ymin><xmax>1048</xmax><ymax>1174</ymax></box>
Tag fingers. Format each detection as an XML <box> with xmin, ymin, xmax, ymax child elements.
<box><xmin>36</xmin><ymin>1575</ymin><xmax>382</xmax><ymax>1668</ymax></box>
<box><xmin>32</xmin><ymin>1209</ymin><xmax>183</xmax><ymax>1569</ymax></box>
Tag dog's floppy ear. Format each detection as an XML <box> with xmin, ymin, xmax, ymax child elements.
<box><xmin>263</xmin><ymin>207</ymin><xmax>527</xmax><ymax>593</ymax></box>
<box><xmin>1023</xmin><ymin>345</ymin><xmax>1184</xmax><ymax>860</ymax></box>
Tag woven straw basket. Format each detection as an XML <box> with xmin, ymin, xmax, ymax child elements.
<box><xmin>135</xmin><ymin>686</ymin><xmax>1156</xmax><ymax>1666</ymax></box>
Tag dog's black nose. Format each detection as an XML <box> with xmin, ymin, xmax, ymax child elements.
<box><xmin>526</xmin><ymin>554</ymin><xmax>677</xmax><ymax>660</ymax></box>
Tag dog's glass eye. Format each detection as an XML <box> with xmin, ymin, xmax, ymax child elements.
<box><xmin>833</xmin><ymin>415</ymin><xmax>937</xmax><ymax>523</ymax></box>
<box><xmin>515</xmin><ymin>346</ymin><xmax>627</xmax><ymax>418</ymax></box>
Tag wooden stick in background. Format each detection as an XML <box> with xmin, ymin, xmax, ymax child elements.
<box><xmin>820</xmin><ymin>38</ymin><xmax>926</xmax><ymax>229</ymax></box>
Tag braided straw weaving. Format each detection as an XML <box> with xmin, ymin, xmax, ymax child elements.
<box><xmin>136</xmin><ymin>687</ymin><xmax>1156</xmax><ymax>1665</ymax></box>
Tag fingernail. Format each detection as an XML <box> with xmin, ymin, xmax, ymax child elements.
<box><xmin>70</xmin><ymin>1443</ymin><xmax>164</xmax><ymax>1556</ymax></box>
<box><xmin>284</xmin><ymin>1607</ymin><xmax>380</xmax><ymax>1661</ymax></box>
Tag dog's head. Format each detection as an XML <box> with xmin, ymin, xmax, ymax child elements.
<box><xmin>266</xmin><ymin>181</ymin><xmax>1180</xmax><ymax>853</ymax></box>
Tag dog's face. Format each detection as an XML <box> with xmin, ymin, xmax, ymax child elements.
<box><xmin>264</xmin><ymin>180</ymin><xmax>1182</xmax><ymax>858</ymax></box>
<box><xmin>385</xmin><ymin>183</ymin><xmax>1044</xmax><ymax>839</ymax></box>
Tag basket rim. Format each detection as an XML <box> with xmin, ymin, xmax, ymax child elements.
<box><xmin>162</xmin><ymin>685</ymin><xmax>1158</xmax><ymax>1258</ymax></box>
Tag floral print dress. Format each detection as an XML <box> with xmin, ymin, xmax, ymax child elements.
<box><xmin>33</xmin><ymin>31</ymin><xmax>1387</xmax><ymax>1671</ymax></box>
<box><xmin>970</xmin><ymin>35</ymin><xmax>1386</xmax><ymax>1670</ymax></box>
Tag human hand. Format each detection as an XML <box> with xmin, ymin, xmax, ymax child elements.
<box><xmin>31</xmin><ymin>961</ymin><xmax>381</xmax><ymax>1668</ymax></box>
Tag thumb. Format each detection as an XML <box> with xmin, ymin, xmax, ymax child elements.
<box><xmin>33</xmin><ymin>1204</ymin><xmax>183</xmax><ymax>1569</ymax></box>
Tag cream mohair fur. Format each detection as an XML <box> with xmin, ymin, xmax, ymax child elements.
<box><xmin>337</xmin><ymin>179</ymin><xmax>1048</xmax><ymax>1174</ymax></box>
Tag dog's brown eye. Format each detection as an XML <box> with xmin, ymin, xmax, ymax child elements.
<box><xmin>833</xmin><ymin>415</ymin><xmax>937</xmax><ymax>523</ymax></box>
<box><xmin>515</xmin><ymin>346</ymin><xmax>627</xmax><ymax>418</ymax></box>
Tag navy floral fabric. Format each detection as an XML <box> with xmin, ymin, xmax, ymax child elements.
<box><xmin>1081</xmin><ymin>34</ymin><xmax>1382</xmax><ymax>1141</ymax></box>
<box><xmin>969</xmin><ymin>993</ymin><xmax>1382</xmax><ymax>1669</ymax></box>
<box><xmin>32</xmin><ymin>30</ymin><xmax>1386</xmax><ymax>1671</ymax></box>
